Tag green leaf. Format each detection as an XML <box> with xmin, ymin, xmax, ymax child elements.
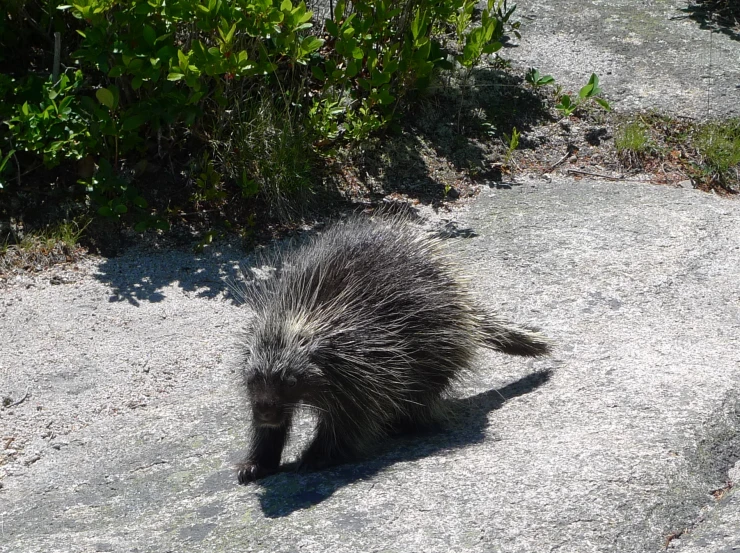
<box><xmin>97</xmin><ymin>205</ymin><xmax>114</xmax><ymax>217</ymax></box>
<box><xmin>300</xmin><ymin>37</ymin><xmax>324</xmax><ymax>55</ymax></box>
<box><xmin>579</xmin><ymin>82</ymin><xmax>593</xmax><ymax>99</ymax></box>
<box><xmin>224</xmin><ymin>23</ymin><xmax>236</xmax><ymax>44</ymax></box>
<box><xmin>240</xmin><ymin>173</ymin><xmax>259</xmax><ymax>198</ymax></box>
<box><xmin>185</xmin><ymin>74</ymin><xmax>201</xmax><ymax>90</ymax></box>
<box><xmin>311</xmin><ymin>65</ymin><xmax>325</xmax><ymax>81</ymax></box>
<box><xmin>555</xmin><ymin>95</ymin><xmax>575</xmax><ymax>115</ymax></box>
<box><xmin>0</xmin><ymin>149</ymin><xmax>15</xmax><ymax>174</ymax></box>
<box><xmin>370</xmin><ymin>68</ymin><xmax>390</xmax><ymax>86</ymax></box>
<box><xmin>352</xmin><ymin>46</ymin><xmax>364</xmax><ymax>60</ymax></box>
<box><xmin>580</xmin><ymin>74</ymin><xmax>601</xmax><ymax>99</ymax></box>
<box><xmin>415</xmin><ymin>38</ymin><xmax>431</xmax><ymax>62</ymax></box>
<box><xmin>108</xmin><ymin>65</ymin><xmax>124</xmax><ymax>78</ymax></box>
<box><xmin>334</xmin><ymin>0</ymin><xmax>345</xmax><ymax>20</ymax></box>
<box><xmin>96</xmin><ymin>87</ymin><xmax>115</xmax><ymax>110</ymax></box>
<box><xmin>346</xmin><ymin>60</ymin><xmax>358</xmax><ymax>78</ymax></box>
<box><xmin>142</xmin><ymin>25</ymin><xmax>156</xmax><ymax>47</ymax></box>
<box><xmin>482</xmin><ymin>41</ymin><xmax>502</xmax><ymax>55</ymax></box>
<box><xmin>58</xmin><ymin>96</ymin><xmax>74</xmax><ymax>113</ymax></box>
<box><xmin>281</xmin><ymin>0</ymin><xmax>292</xmax><ymax>11</ymax></box>
<box><xmin>177</xmin><ymin>49</ymin><xmax>189</xmax><ymax>71</ymax></box>
<box><xmin>128</xmin><ymin>58</ymin><xmax>144</xmax><ymax>72</ymax></box>
<box><xmin>133</xmin><ymin>196</ymin><xmax>148</xmax><ymax>208</ymax></box>
<box><xmin>167</xmin><ymin>72</ymin><xmax>184</xmax><ymax>81</ymax></box>
<box><xmin>134</xmin><ymin>220</ymin><xmax>149</xmax><ymax>232</ymax></box>
<box><xmin>114</xmin><ymin>203</ymin><xmax>128</xmax><ymax>214</ymax></box>
<box><xmin>121</xmin><ymin>113</ymin><xmax>148</xmax><ymax>131</ymax></box>
<box><xmin>157</xmin><ymin>45</ymin><xmax>177</xmax><ymax>61</ymax></box>
<box><xmin>131</xmin><ymin>76</ymin><xmax>143</xmax><ymax>90</ymax></box>
<box><xmin>411</xmin><ymin>8</ymin><xmax>426</xmax><ymax>42</ymax></box>
<box><xmin>377</xmin><ymin>87</ymin><xmax>395</xmax><ymax>105</ymax></box>
<box><xmin>595</xmin><ymin>98</ymin><xmax>611</xmax><ymax>111</ymax></box>
<box><xmin>188</xmin><ymin>91</ymin><xmax>205</xmax><ymax>105</ymax></box>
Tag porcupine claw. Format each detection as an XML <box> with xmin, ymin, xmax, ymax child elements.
<box><xmin>236</xmin><ymin>462</ymin><xmax>276</xmax><ymax>484</ymax></box>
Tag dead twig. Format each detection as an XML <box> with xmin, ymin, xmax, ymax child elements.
<box><xmin>566</xmin><ymin>169</ymin><xmax>625</xmax><ymax>181</ymax></box>
<box><xmin>544</xmin><ymin>144</ymin><xmax>579</xmax><ymax>173</ymax></box>
<box><xmin>5</xmin><ymin>388</ymin><xmax>30</xmax><ymax>408</ymax></box>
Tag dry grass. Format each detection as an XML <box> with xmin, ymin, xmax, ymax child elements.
<box><xmin>0</xmin><ymin>219</ymin><xmax>88</xmax><ymax>280</ymax></box>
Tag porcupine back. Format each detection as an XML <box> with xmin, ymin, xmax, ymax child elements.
<box><xmin>237</xmin><ymin>213</ymin><xmax>550</xmax><ymax>457</ymax></box>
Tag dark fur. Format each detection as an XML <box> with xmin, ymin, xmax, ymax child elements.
<box><xmin>231</xmin><ymin>213</ymin><xmax>550</xmax><ymax>483</ymax></box>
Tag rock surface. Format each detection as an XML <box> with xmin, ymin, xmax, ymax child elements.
<box><xmin>3</xmin><ymin>1</ymin><xmax>740</xmax><ymax>551</ymax></box>
<box><xmin>506</xmin><ymin>0</ymin><xmax>740</xmax><ymax>118</ymax></box>
<box><xmin>2</xmin><ymin>177</ymin><xmax>740</xmax><ymax>552</ymax></box>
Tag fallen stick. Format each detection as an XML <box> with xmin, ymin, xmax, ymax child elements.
<box><xmin>544</xmin><ymin>144</ymin><xmax>579</xmax><ymax>173</ymax></box>
<box><xmin>6</xmin><ymin>388</ymin><xmax>30</xmax><ymax>408</ymax></box>
<box><xmin>566</xmin><ymin>169</ymin><xmax>625</xmax><ymax>181</ymax></box>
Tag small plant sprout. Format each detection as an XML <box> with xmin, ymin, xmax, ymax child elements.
<box><xmin>503</xmin><ymin>127</ymin><xmax>520</xmax><ymax>164</ymax></box>
<box><xmin>555</xmin><ymin>73</ymin><xmax>611</xmax><ymax>117</ymax></box>
<box><xmin>525</xmin><ymin>68</ymin><xmax>555</xmax><ymax>88</ymax></box>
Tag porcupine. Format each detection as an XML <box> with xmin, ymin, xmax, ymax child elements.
<box><xmin>231</xmin><ymin>212</ymin><xmax>551</xmax><ymax>484</ymax></box>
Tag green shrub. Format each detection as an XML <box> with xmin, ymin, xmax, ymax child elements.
<box><xmin>6</xmin><ymin>70</ymin><xmax>95</xmax><ymax>167</ymax></box>
<box><xmin>1</xmin><ymin>0</ymin><xmax>520</xmax><ymax>229</ymax></box>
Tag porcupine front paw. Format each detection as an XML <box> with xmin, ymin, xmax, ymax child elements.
<box><xmin>236</xmin><ymin>462</ymin><xmax>277</xmax><ymax>484</ymax></box>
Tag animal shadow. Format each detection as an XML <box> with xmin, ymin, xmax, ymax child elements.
<box><xmin>250</xmin><ymin>369</ymin><xmax>552</xmax><ymax>518</ymax></box>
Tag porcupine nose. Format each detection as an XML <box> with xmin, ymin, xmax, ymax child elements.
<box><xmin>254</xmin><ymin>402</ymin><xmax>282</xmax><ymax>425</ymax></box>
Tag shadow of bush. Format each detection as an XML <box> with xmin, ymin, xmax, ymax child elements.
<box><xmin>682</xmin><ymin>1</ymin><xmax>740</xmax><ymax>41</ymax></box>
<box><xmin>357</xmin><ymin>67</ymin><xmax>552</xmax><ymax>200</ymax></box>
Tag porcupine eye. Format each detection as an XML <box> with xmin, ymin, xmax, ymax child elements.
<box><xmin>284</xmin><ymin>375</ymin><xmax>297</xmax><ymax>387</ymax></box>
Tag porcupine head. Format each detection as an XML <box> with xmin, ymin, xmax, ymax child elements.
<box><xmin>243</xmin><ymin>312</ymin><xmax>326</xmax><ymax>429</ymax></box>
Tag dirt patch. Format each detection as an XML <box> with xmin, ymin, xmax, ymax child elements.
<box><xmin>326</xmin><ymin>59</ymin><xmax>737</xmax><ymax>213</ymax></box>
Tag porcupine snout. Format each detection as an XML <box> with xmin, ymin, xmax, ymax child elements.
<box><xmin>252</xmin><ymin>400</ymin><xmax>283</xmax><ymax>426</ymax></box>
<box><xmin>248</xmin><ymin>380</ymin><xmax>294</xmax><ymax>427</ymax></box>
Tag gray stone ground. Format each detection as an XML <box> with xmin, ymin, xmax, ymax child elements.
<box><xmin>2</xmin><ymin>178</ymin><xmax>740</xmax><ymax>552</ymax></box>
<box><xmin>506</xmin><ymin>0</ymin><xmax>740</xmax><ymax>119</ymax></box>
<box><xmin>679</xmin><ymin>461</ymin><xmax>740</xmax><ymax>552</ymax></box>
<box><xmin>2</xmin><ymin>1</ymin><xmax>740</xmax><ymax>552</ymax></box>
